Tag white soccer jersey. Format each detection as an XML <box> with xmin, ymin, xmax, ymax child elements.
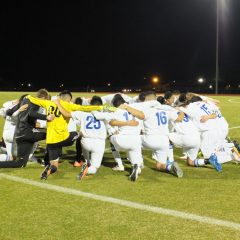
<box><xmin>81</xmin><ymin>97</ymin><xmax>90</xmax><ymax>106</ymax></box>
<box><xmin>170</xmin><ymin>111</ymin><xmax>199</xmax><ymax>135</ymax></box>
<box><xmin>111</xmin><ymin>109</ymin><xmax>142</xmax><ymax>135</ymax></box>
<box><xmin>71</xmin><ymin>111</ymin><xmax>107</xmax><ymax>139</ymax></box>
<box><xmin>142</xmin><ymin>108</ymin><xmax>178</xmax><ymax>135</ymax></box>
<box><xmin>180</xmin><ymin>102</ymin><xmax>218</xmax><ymax>132</ymax></box>
<box><xmin>207</xmin><ymin>101</ymin><xmax>228</xmax><ymax>132</ymax></box>
<box><xmin>68</xmin><ymin>118</ymin><xmax>77</xmax><ymax>132</ymax></box>
<box><xmin>2</xmin><ymin>102</ymin><xmax>18</xmax><ymax>132</ymax></box>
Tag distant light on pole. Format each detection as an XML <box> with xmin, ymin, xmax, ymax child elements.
<box><xmin>198</xmin><ymin>78</ymin><xmax>204</xmax><ymax>83</ymax></box>
<box><xmin>107</xmin><ymin>83</ymin><xmax>111</xmax><ymax>87</ymax></box>
<box><xmin>209</xmin><ymin>85</ymin><xmax>213</xmax><ymax>89</ymax></box>
<box><xmin>152</xmin><ymin>77</ymin><xmax>159</xmax><ymax>83</ymax></box>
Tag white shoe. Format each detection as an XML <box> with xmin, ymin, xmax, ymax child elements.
<box><xmin>112</xmin><ymin>165</ymin><xmax>125</xmax><ymax>171</ymax></box>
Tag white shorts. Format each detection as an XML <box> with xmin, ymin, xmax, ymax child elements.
<box><xmin>81</xmin><ymin>138</ymin><xmax>105</xmax><ymax>168</ymax></box>
<box><xmin>201</xmin><ymin>130</ymin><xmax>219</xmax><ymax>158</ymax></box>
<box><xmin>110</xmin><ymin>135</ymin><xmax>142</xmax><ymax>165</ymax></box>
<box><xmin>142</xmin><ymin>135</ymin><xmax>169</xmax><ymax>164</ymax></box>
<box><xmin>169</xmin><ymin>132</ymin><xmax>200</xmax><ymax>160</ymax></box>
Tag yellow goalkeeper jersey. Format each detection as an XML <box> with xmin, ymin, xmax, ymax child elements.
<box><xmin>27</xmin><ymin>96</ymin><xmax>103</xmax><ymax>144</ymax></box>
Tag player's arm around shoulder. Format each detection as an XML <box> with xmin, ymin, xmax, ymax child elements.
<box><xmin>53</xmin><ymin>98</ymin><xmax>72</xmax><ymax>118</ymax></box>
<box><xmin>26</xmin><ymin>95</ymin><xmax>49</xmax><ymax>109</ymax></box>
<box><xmin>118</xmin><ymin>103</ymin><xmax>145</xmax><ymax>120</ymax></box>
<box><xmin>61</xmin><ymin>100</ymin><xmax>103</xmax><ymax>112</ymax></box>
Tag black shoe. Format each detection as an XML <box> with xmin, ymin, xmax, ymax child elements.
<box><xmin>129</xmin><ymin>164</ymin><xmax>139</xmax><ymax>182</ymax></box>
<box><xmin>233</xmin><ymin>140</ymin><xmax>240</xmax><ymax>152</ymax></box>
<box><xmin>170</xmin><ymin>162</ymin><xmax>183</xmax><ymax>178</ymax></box>
<box><xmin>40</xmin><ymin>165</ymin><xmax>50</xmax><ymax>180</ymax></box>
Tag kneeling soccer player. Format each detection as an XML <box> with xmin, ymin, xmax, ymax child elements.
<box><xmin>120</xmin><ymin>102</ymin><xmax>184</xmax><ymax>177</ymax></box>
<box><xmin>56</xmin><ymin>96</ymin><xmax>108</xmax><ymax>180</ymax></box>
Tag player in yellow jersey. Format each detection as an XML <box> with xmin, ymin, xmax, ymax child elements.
<box><xmin>27</xmin><ymin>90</ymin><xmax>104</xmax><ymax>179</ymax></box>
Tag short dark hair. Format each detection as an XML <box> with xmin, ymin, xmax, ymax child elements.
<box><xmin>59</xmin><ymin>90</ymin><xmax>72</xmax><ymax>100</ymax></box>
<box><xmin>190</xmin><ymin>96</ymin><xmax>203</xmax><ymax>103</ymax></box>
<box><xmin>74</xmin><ymin>97</ymin><xmax>83</xmax><ymax>105</ymax></box>
<box><xmin>178</xmin><ymin>93</ymin><xmax>187</xmax><ymax>103</ymax></box>
<box><xmin>90</xmin><ymin>96</ymin><xmax>102</xmax><ymax>106</ymax></box>
<box><xmin>112</xmin><ymin>94</ymin><xmax>126</xmax><ymax>107</ymax></box>
<box><xmin>138</xmin><ymin>92</ymin><xmax>146</xmax><ymax>102</ymax></box>
<box><xmin>164</xmin><ymin>91</ymin><xmax>173</xmax><ymax>100</ymax></box>
<box><xmin>157</xmin><ymin>96</ymin><xmax>166</xmax><ymax>104</ymax></box>
<box><xmin>36</xmin><ymin>89</ymin><xmax>49</xmax><ymax>99</ymax></box>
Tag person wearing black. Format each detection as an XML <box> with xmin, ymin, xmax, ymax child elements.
<box><xmin>0</xmin><ymin>89</ymin><xmax>54</xmax><ymax>168</ymax></box>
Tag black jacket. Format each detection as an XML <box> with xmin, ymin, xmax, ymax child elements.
<box><xmin>6</xmin><ymin>98</ymin><xmax>47</xmax><ymax>137</ymax></box>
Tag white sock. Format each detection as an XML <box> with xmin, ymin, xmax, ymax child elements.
<box><xmin>168</xmin><ymin>144</ymin><xmax>174</xmax><ymax>162</ymax></box>
<box><xmin>166</xmin><ymin>162</ymin><xmax>172</xmax><ymax>171</ymax></box>
<box><xmin>112</xmin><ymin>151</ymin><xmax>123</xmax><ymax>167</ymax></box>
<box><xmin>88</xmin><ymin>166</ymin><xmax>97</xmax><ymax>174</ymax></box>
<box><xmin>194</xmin><ymin>159</ymin><xmax>205</xmax><ymax>167</ymax></box>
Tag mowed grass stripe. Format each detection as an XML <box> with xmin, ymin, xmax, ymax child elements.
<box><xmin>1</xmin><ymin>173</ymin><xmax>240</xmax><ymax>231</ymax></box>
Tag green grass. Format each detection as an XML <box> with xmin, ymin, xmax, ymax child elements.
<box><xmin>0</xmin><ymin>92</ymin><xmax>240</xmax><ymax>240</ymax></box>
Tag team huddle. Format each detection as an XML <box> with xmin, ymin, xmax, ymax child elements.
<box><xmin>0</xmin><ymin>89</ymin><xmax>239</xmax><ymax>181</ymax></box>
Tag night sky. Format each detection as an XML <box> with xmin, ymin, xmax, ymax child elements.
<box><xmin>1</xmin><ymin>0</ymin><xmax>240</xmax><ymax>92</ymax></box>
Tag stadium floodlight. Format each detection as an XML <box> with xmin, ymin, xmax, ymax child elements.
<box><xmin>209</xmin><ymin>85</ymin><xmax>213</xmax><ymax>89</ymax></box>
<box><xmin>152</xmin><ymin>77</ymin><xmax>159</xmax><ymax>83</ymax></box>
<box><xmin>28</xmin><ymin>83</ymin><xmax>31</xmax><ymax>87</ymax></box>
<box><xmin>198</xmin><ymin>78</ymin><xmax>204</xmax><ymax>83</ymax></box>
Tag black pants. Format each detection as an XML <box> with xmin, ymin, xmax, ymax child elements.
<box><xmin>45</xmin><ymin>132</ymin><xmax>78</xmax><ymax>162</ymax></box>
<box><xmin>76</xmin><ymin>136</ymin><xmax>83</xmax><ymax>162</ymax></box>
<box><xmin>0</xmin><ymin>131</ymin><xmax>46</xmax><ymax>168</ymax></box>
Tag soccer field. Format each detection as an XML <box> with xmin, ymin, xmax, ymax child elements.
<box><xmin>0</xmin><ymin>92</ymin><xmax>240</xmax><ymax>240</ymax></box>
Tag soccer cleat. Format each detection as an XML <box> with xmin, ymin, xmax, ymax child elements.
<box><xmin>76</xmin><ymin>163</ymin><xmax>89</xmax><ymax>180</ymax></box>
<box><xmin>112</xmin><ymin>165</ymin><xmax>125</xmax><ymax>171</ymax></box>
<box><xmin>73</xmin><ymin>161</ymin><xmax>84</xmax><ymax>167</ymax></box>
<box><xmin>233</xmin><ymin>140</ymin><xmax>240</xmax><ymax>152</ymax></box>
<box><xmin>209</xmin><ymin>154</ymin><xmax>222</xmax><ymax>172</ymax></box>
<box><xmin>129</xmin><ymin>164</ymin><xmax>139</xmax><ymax>181</ymax></box>
<box><xmin>170</xmin><ymin>162</ymin><xmax>183</xmax><ymax>178</ymax></box>
<box><xmin>40</xmin><ymin>165</ymin><xmax>51</xmax><ymax>180</ymax></box>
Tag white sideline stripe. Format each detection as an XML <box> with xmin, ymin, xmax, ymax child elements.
<box><xmin>228</xmin><ymin>98</ymin><xmax>240</xmax><ymax>104</ymax></box>
<box><xmin>1</xmin><ymin>173</ymin><xmax>240</xmax><ymax>231</ymax></box>
<box><xmin>229</xmin><ymin>126</ymin><xmax>240</xmax><ymax>130</ymax></box>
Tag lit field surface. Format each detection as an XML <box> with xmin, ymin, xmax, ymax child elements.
<box><xmin>0</xmin><ymin>92</ymin><xmax>240</xmax><ymax>240</ymax></box>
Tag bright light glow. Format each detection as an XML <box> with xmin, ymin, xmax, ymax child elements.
<box><xmin>152</xmin><ymin>77</ymin><xmax>159</xmax><ymax>83</ymax></box>
<box><xmin>198</xmin><ymin>78</ymin><xmax>204</xmax><ymax>83</ymax></box>
<box><xmin>28</xmin><ymin>83</ymin><xmax>31</xmax><ymax>87</ymax></box>
<box><xmin>209</xmin><ymin>85</ymin><xmax>213</xmax><ymax>89</ymax></box>
<box><xmin>107</xmin><ymin>83</ymin><xmax>111</xmax><ymax>86</ymax></box>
